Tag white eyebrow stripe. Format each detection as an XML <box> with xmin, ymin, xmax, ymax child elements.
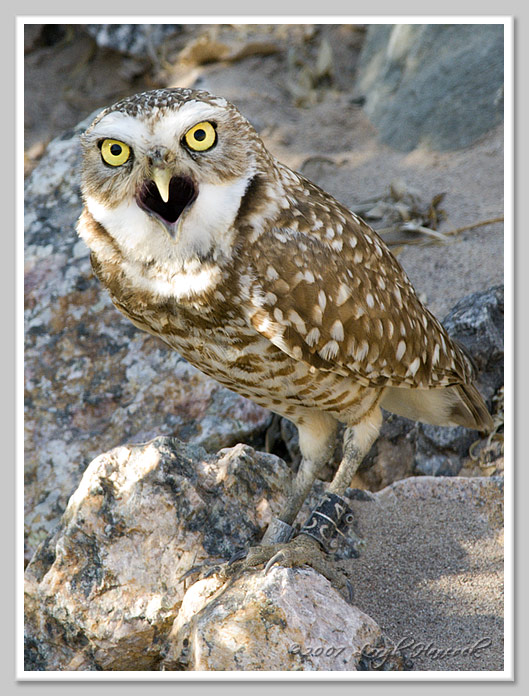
<box><xmin>150</xmin><ymin>103</ymin><xmax>222</xmax><ymax>148</ymax></box>
<box><xmin>88</xmin><ymin>102</ymin><xmax>224</xmax><ymax>153</ymax></box>
<box><xmin>87</xmin><ymin>112</ymin><xmax>151</xmax><ymax>149</ymax></box>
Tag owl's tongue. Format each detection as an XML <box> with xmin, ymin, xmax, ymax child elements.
<box><xmin>137</xmin><ymin>175</ymin><xmax>197</xmax><ymax>227</ymax></box>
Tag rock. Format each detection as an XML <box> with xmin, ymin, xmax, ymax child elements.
<box><xmin>413</xmin><ymin>424</ymin><xmax>475</xmax><ymax>477</ymax></box>
<box><xmin>24</xmin><ymin>122</ymin><xmax>271</xmax><ymax>562</ymax></box>
<box><xmin>442</xmin><ymin>285</ymin><xmax>504</xmax><ymax>403</ymax></box>
<box><xmin>354</xmin><ymin>24</ymin><xmax>504</xmax><ymax>151</ymax></box>
<box><xmin>24</xmin><ymin>438</ymin><xmax>290</xmax><ymax>671</ymax></box>
<box><xmin>162</xmin><ymin>567</ymin><xmax>402</xmax><ymax>671</ymax></box>
<box><xmin>411</xmin><ymin>285</ymin><xmax>504</xmax><ymax>476</ymax></box>
<box><xmin>84</xmin><ymin>24</ymin><xmax>182</xmax><ymax>58</ymax></box>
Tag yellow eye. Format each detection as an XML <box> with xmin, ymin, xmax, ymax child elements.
<box><xmin>184</xmin><ymin>121</ymin><xmax>217</xmax><ymax>152</ymax></box>
<box><xmin>100</xmin><ymin>139</ymin><xmax>131</xmax><ymax>166</ymax></box>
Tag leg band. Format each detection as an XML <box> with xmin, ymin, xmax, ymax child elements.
<box><xmin>262</xmin><ymin>517</ymin><xmax>294</xmax><ymax>544</ymax></box>
<box><xmin>299</xmin><ymin>492</ymin><xmax>355</xmax><ymax>553</ymax></box>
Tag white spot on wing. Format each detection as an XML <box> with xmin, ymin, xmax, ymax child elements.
<box><xmin>396</xmin><ymin>340</ymin><xmax>406</xmax><ymax>361</ymax></box>
<box><xmin>330</xmin><ymin>320</ymin><xmax>344</xmax><ymax>342</ymax></box>
<box><xmin>319</xmin><ymin>340</ymin><xmax>340</xmax><ymax>361</ymax></box>
<box><xmin>336</xmin><ymin>283</ymin><xmax>352</xmax><ymax>306</ymax></box>
<box><xmin>406</xmin><ymin>356</ymin><xmax>420</xmax><ymax>377</ymax></box>
<box><xmin>354</xmin><ymin>340</ymin><xmax>369</xmax><ymax>362</ymax></box>
<box><xmin>288</xmin><ymin>309</ymin><xmax>307</xmax><ymax>334</ymax></box>
<box><xmin>266</xmin><ymin>265</ymin><xmax>279</xmax><ymax>280</ymax></box>
<box><xmin>305</xmin><ymin>327</ymin><xmax>321</xmax><ymax>347</ymax></box>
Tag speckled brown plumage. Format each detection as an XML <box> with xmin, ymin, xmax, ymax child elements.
<box><xmin>77</xmin><ymin>88</ymin><xmax>492</xmax><ymax>563</ymax></box>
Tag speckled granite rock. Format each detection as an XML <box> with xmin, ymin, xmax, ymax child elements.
<box><xmin>24</xmin><ymin>438</ymin><xmax>289</xmax><ymax>671</ymax></box>
<box><xmin>162</xmin><ymin>567</ymin><xmax>402</xmax><ymax>671</ymax></box>
<box><xmin>24</xmin><ymin>122</ymin><xmax>271</xmax><ymax>562</ymax></box>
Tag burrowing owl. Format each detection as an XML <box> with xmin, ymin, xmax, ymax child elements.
<box><xmin>77</xmin><ymin>88</ymin><xmax>492</xmax><ymax>584</ymax></box>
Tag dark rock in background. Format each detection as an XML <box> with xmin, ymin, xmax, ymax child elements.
<box><xmin>85</xmin><ymin>24</ymin><xmax>182</xmax><ymax>58</ymax></box>
<box><xmin>442</xmin><ymin>285</ymin><xmax>504</xmax><ymax>402</ymax></box>
<box><xmin>411</xmin><ymin>285</ymin><xmax>504</xmax><ymax>476</ymax></box>
<box><xmin>354</xmin><ymin>24</ymin><xmax>504</xmax><ymax>151</ymax></box>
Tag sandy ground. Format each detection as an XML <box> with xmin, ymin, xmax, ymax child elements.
<box><xmin>24</xmin><ymin>24</ymin><xmax>505</xmax><ymax>673</ymax></box>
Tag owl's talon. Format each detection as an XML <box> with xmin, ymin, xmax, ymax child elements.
<box><xmin>178</xmin><ymin>555</ymin><xmax>232</xmax><ymax>584</ymax></box>
<box><xmin>264</xmin><ymin>550</ymin><xmax>285</xmax><ymax>575</ymax></box>
<box><xmin>228</xmin><ymin>548</ymin><xmax>248</xmax><ymax>565</ymax></box>
<box><xmin>202</xmin><ymin>565</ymin><xmax>221</xmax><ymax>579</ymax></box>
<box><xmin>178</xmin><ymin>565</ymin><xmax>203</xmax><ymax>583</ymax></box>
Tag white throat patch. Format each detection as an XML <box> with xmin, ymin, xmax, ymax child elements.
<box><xmin>83</xmin><ymin>172</ymin><xmax>252</xmax><ymax>301</ymax></box>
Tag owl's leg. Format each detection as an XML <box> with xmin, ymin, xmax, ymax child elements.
<box><xmin>262</xmin><ymin>413</ymin><xmax>339</xmax><ymax>544</ymax></box>
<box><xmin>292</xmin><ymin>408</ymin><xmax>383</xmax><ymax>555</ymax></box>
<box><xmin>230</xmin><ymin>408</ymin><xmax>382</xmax><ymax>601</ymax></box>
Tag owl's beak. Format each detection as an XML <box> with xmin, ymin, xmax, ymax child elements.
<box><xmin>136</xmin><ymin>170</ymin><xmax>198</xmax><ymax>238</ymax></box>
<box><xmin>151</xmin><ymin>167</ymin><xmax>172</xmax><ymax>204</ymax></box>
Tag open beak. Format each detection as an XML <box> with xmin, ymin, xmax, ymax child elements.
<box><xmin>136</xmin><ymin>166</ymin><xmax>198</xmax><ymax>238</ymax></box>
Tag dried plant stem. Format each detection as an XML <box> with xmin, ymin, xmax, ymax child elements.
<box><xmin>444</xmin><ymin>216</ymin><xmax>504</xmax><ymax>236</ymax></box>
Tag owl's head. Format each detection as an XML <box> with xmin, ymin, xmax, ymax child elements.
<box><xmin>79</xmin><ymin>88</ymin><xmax>270</xmax><ymax>263</ymax></box>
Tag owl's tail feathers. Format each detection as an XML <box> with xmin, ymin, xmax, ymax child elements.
<box><xmin>380</xmin><ymin>382</ymin><xmax>494</xmax><ymax>433</ymax></box>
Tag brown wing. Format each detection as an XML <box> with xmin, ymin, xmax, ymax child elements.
<box><xmin>241</xmin><ymin>180</ymin><xmax>475</xmax><ymax>389</ymax></box>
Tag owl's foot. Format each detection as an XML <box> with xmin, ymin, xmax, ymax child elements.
<box><xmin>180</xmin><ymin>493</ymin><xmax>363</xmax><ymax>602</ymax></box>
<box><xmin>225</xmin><ymin>492</ymin><xmax>364</xmax><ymax>602</ymax></box>
<box><xmin>228</xmin><ymin>534</ymin><xmax>354</xmax><ymax>603</ymax></box>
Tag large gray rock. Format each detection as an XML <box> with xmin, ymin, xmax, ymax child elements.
<box><xmin>354</xmin><ymin>24</ymin><xmax>504</xmax><ymax>151</ymax></box>
<box><xmin>24</xmin><ymin>121</ymin><xmax>271</xmax><ymax>562</ymax></box>
<box><xmin>24</xmin><ymin>438</ymin><xmax>290</xmax><ymax>671</ymax></box>
<box><xmin>163</xmin><ymin>567</ymin><xmax>400</xmax><ymax>671</ymax></box>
